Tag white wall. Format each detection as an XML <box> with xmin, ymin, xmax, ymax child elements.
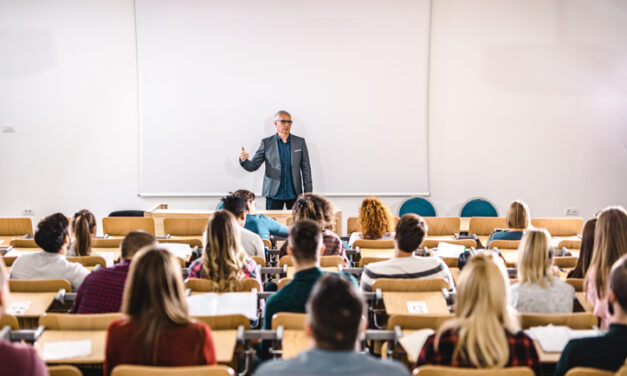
<box><xmin>1</xmin><ymin>0</ymin><xmax>625</xmax><ymax>234</ymax></box>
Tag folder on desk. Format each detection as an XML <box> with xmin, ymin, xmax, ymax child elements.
<box><xmin>526</xmin><ymin>325</ymin><xmax>601</xmax><ymax>352</ymax></box>
<box><xmin>187</xmin><ymin>292</ymin><xmax>257</xmax><ymax>319</ymax></box>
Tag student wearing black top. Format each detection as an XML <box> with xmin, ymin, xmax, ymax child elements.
<box><xmin>555</xmin><ymin>253</ymin><xmax>627</xmax><ymax>376</ymax></box>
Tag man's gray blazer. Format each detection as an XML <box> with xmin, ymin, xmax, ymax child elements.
<box><xmin>241</xmin><ymin>134</ymin><xmax>312</xmax><ymax>198</ymax></box>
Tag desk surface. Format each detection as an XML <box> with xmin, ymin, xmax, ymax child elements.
<box><xmin>282</xmin><ymin>330</ymin><xmax>311</xmax><ymax>359</ymax></box>
<box><xmin>286</xmin><ymin>266</ymin><xmax>337</xmax><ymax>279</ymax></box>
<box><xmin>359</xmin><ymin>248</ymin><xmax>395</xmax><ymax>259</ymax></box>
<box><xmin>212</xmin><ymin>330</ymin><xmax>238</xmax><ymax>363</ymax></box>
<box><xmin>383</xmin><ymin>292</ymin><xmax>449</xmax><ymax>315</ymax></box>
<box><xmin>7</xmin><ymin>292</ymin><xmax>56</xmax><ymax>318</ymax></box>
<box><xmin>36</xmin><ymin>330</ymin><xmax>107</xmax><ymax>364</ymax></box>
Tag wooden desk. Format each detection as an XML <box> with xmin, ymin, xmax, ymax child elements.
<box><xmin>212</xmin><ymin>330</ymin><xmax>238</xmax><ymax>363</ymax></box>
<box><xmin>359</xmin><ymin>248</ymin><xmax>395</xmax><ymax>259</ymax></box>
<box><xmin>382</xmin><ymin>292</ymin><xmax>449</xmax><ymax>315</ymax></box>
<box><xmin>0</xmin><ymin>235</ymin><xmax>19</xmax><ymax>245</ymax></box>
<box><xmin>35</xmin><ymin>330</ymin><xmax>107</xmax><ymax>364</ymax></box>
<box><xmin>287</xmin><ymin>266</ymin><xmax>337</xmax><ymax>279</ymax></box>
<box><xmin>282</xmin><ymin>330</ymin><xmax>311</xmax><ymax>359</ymax></box>
<box><xmin>450</xmin><ymin>268</ymin><xmax>460</xmax><ymax>285</ymax></box>
<box><xmin>7</xmin><ymin>292</ymin><xmax>56</xmax><ymax>328</ymax></box>
<box><xmin>576</xmin><ymin>292</ymin><xmax>593</xmax><ymax>313</ymax></box>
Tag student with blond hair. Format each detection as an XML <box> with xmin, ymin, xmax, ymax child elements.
<box><xmin>511</xmin><ymin>228</ymin><xmax>574</xmax><ymax>313</ymax></box>
<box><xmin>187</xmin><ymin>210</ymin><xmax>262</xmax><ymax>291</ymax></box>
<box><xmin>585</xmin><ymin>206</ymin><xmax>627</xmax><ymax>329</ymax></box>
<box><xmin>348</xmin><ymin>196</ymin><xmax>395</xmax><ymax>248</ymax></box>
<box><xmin>104</xmin><ymin>247</ymin><xmax>216</xmax><ymax>375</ymax></box>
<box><xmin>486</xmin><ymin>200</ymin><xmax>530</xmax><ymax>248</ymax></box>
<box><xmin>68</xmin><ymin>209</ymin><xmax>97</xmax><ymax>257</ymax></box>
<box><xmin>416</xmin><ymin>253</ymin><xmax>541</xmax><ymax>375</ymax></box>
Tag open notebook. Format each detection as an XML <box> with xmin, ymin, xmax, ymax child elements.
<box><xmin>399</xmin><ymin>329</ymin><xmax>435</xmax><ymax>363</ymax></box>
<box><xmin>526</xmin><ymin>325</ymin><xmax>601</xmax><ymax>353</ymax></box>
<box><xmin>187</xmin><ymin>292</ymin><xmax>257</xmax><ymax>320</ymax></box>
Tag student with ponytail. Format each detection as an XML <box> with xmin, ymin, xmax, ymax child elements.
<box><xmin>416</xmin><ymin>253</ymin><xmax>542</xmax><ymax>375</ymax></box>
<box><xmin>68</xmin><ymin>209</ymin><xmax>97</xmax><ymax>257</ymax></box>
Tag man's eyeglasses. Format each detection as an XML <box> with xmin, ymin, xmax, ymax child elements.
<box><xmin>277</xmin><ymin>120</ymin><xmax>293</xmax><ymax>125</ymax></box>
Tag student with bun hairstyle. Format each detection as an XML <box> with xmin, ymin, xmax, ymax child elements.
<box><xmin>104</xmin><ymin>247</ymin><xmax>216</xmax><ymax>375</ymax></box>
<box><xmin>486</xmin><ymin>200</ymin><xmax>530</xmax><ymax>248</ymax></box>
<box><xmin>68</xmin><ymin>209</ymin><xmax>97</xmax><ymax>257</ymax></box>
<box><xmin>567</xmin><ymin>218</ymin><xmax>596</xmax><ymax>279</ymax></box>
<box><xmin>348</xmin><ymin>196</ymin><xmax>395</xmax><ymax>248</ymax></box>
<box><xmin>585</xmin><ymin>206</ymin><xmax>627</xmax><ymax>329</ymax></box>
<box><xmin>416</xmin><ymin>253</ymin><xmax>541</xmax><ymax>375</ymax></box>
<box><xmin>510</xmin><ymin>228</ymin><xmax>574</xmax><ymax>313</ymax></box>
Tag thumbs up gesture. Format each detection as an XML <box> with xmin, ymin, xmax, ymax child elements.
<box><xmin>240</xmin><ymin>146</ymin><xmax>249</xmax><ymax>162</ymax></box>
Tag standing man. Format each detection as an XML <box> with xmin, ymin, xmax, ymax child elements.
<box><xmin>239</xmin><ymin>110</ymin><xmax>312</xmax><ymax>210</ymax></box>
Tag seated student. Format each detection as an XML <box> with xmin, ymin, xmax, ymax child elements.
<box><xmin>71</xmin><ymin>231</ymin><xmax>156</xmax><ymax>313</ymax></box>
<box><xmin>510</xmin><ymin>228</ymin><xmax>574</xmax><ymax>313</ymax></box>
<box><xmin>567</xmin><ymin>218</ymin><xmax>596</xmax><ymax>278</ymax></box>
<box><xmin>188</xmin><ymin>210</ymin><xmax>262</xmax><ymax>291</ymax></box>
<box><xmin>485</xmin><ymin>200</ymin><xmax>530</xmax><ymax>248</ymax></box>
<box><xmin>10</xmin><ymin>213</ymin><xmax>89</xmax><ymax>291</ymax></box>
<box><xmin>348</xmin><ymin>196</ymin><xmax>395</xmax><ymax>248</ymax></box>
<box><xmin>67</xmin><ymin>209</ymin><xmax>97</xmax><ymax>257</ymax></box>
<box><xmin>234</xmin><ymin>189</ymin><xmax>289</xmax><ymax>240</ymax></box>
<box><xmin>221</xmin><ymin>193</ymin><xmax>265</xmax><ymax>258</ymax></box>
<box><xmin>259</xmin><ymin>219</ymin><xmax>356</xmax><ymax>359</ymax></box>
<box><xmin>279</xmin><ymin>194</ymin><xmax>349</xmax><ymax>266</ymax></box>
<box><xmin>416</xmin><ymin>253</ymin><xmax>541</xmax><ymax>375</ymax></box>
<box><xmin>360</xmin><ymin>213</ymin><xmax>454</xmax><ymax>292</ymax></box>
<box><xmin>585</xmin><ymin>206</ymin><xmax>627</xmax><ymax>330</ymax></box>
<box><xmin>555</xmin><ymin>254</ymin><xmax>627</xmax><ymax>376</ymax></box>
<box><xmin>104</xmin><ymin>247</ymin><xmax>216</xmax><ymax>375</ymax></box>
<box><xmin>0</xmin><ymin>260</ymin><xmax>47</xmax><ymax>376</ymax></box>
<box><xmin>254</xmin><ymin>274</ymin><xmax>409</xmax><ymax>376</ymax></box>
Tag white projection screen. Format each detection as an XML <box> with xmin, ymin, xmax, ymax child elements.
<box><xmin>136</xmin><ymin>0</ymin><xmax>431</xmax><ymax>196</ymax></box>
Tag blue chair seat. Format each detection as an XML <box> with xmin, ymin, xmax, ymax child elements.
<box><xmin>399</xmin><ymin>197</ymin><xmax>436</xmax><ymax>217</ymax></box>
<box><xmin>460</xmin><ymin>198</ymin><xmax>498</xmax><ymax>217</ymax></box>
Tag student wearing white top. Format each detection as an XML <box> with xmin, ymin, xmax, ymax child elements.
<box><xmin>359</xmin><ymin>213</ymin><xmax>454</xmax><ymax>292</ymax></box>
<box><xmin>10</xmin><ymin>213</ymin><xmax>89</xmax><ymax>291</ymax></box>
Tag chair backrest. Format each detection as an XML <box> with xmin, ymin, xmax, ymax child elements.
<box><xmin>469</xmin><ymin>217</ymin><xmax>507</xmax><ymax>236</ymax></box>
<box><xmin>553</xmin><ymin>256</ymin><xmax>578</xmax><ymax>268</ymax></box>
<box><xmin>358</xmin><ymin>256</ymin><xmax>390</xmax><ymax>267</ymax></box>
<box><xmin>163</xmin><ymin>218</ymin><xmax>208</xmax><ymax>236</ymax></box>
<box><xmin>0</xmin><ymin>313</ymin><xmax>19</xmax><ymax>330</ymax></box>
<box><xmin>48</xmin><ymin>365</ymin><xmax>84</xmax><ymax>376</ymax></box>
<box><xmin>347</xmin><ymin>217</ymin><xmax>360</xmax><ymax>234</ymax></box>
<box><xmin>192</xmin><ymin>314</ymin><xmax>249</xmax><ymax>330</ymax></box>
<box><xmin>0</xmin><ymin>217</ymin><xmax>33</xmax><ymax>236</ymax></box>
<box><xmin>8</xmin><ymin>239</ymin><xmax>38</xmax><ymax>248</ymax></box>
<box><xmin>279</xmin><ymin>255</ymin><xmax>293</xmax><ymax>267</ymax></box>
<box><xmin>423</xmin><ymin>217</ymin><xmax>460</xmax><ymax>236</ymax></box>
<box><xmin>271</xmin><ymin>312</ymin><xmax>306</xmax><ymax>330</ymax></box>
<box><xmin>279</xmin><ymin>255</ymin><xmax>342</xmax><ymax>268</ymax></box>
<box><xmin>277</xmin><ymin>278</ymin><xmax>291</xmax><ymax>289</ymax></box>
<box><xmin>399</xmin><ymin>197</ymin><xmax>437</xmax><ymax>217</ymax></box>
<box><xmin>262</xmin><ymin>239</ymin><xmax>272</xmax><ymax>249</ymax></box>
<box><xmin>387</xmin><ymin>314</ymin><xmax>453</xmax><ymax>330</ymax></box>
<box><xmin>519</xmin><ymin>313</ymin><xmax>597</xmax><ymax>330</ymax></box>
<box><xmin>440</xmin><ymin>257</ymin><xmax>458</xmax><ymax>268</ymax></box>
<box><xmin>111</xmin><ymin>365</ymin><xmax>235</xmax><ymax>376</ymax></box>
<box><xmin>102</xmin><ymin>217</ymin><xmax>155</xmax><ymax>236</ymax></box>
<box><xmin>564</xmin><ymin>367</ymin><xmax>614</xmax><ymax>376</ymax></box>
<box><xmin>186</xmin><ymin>278</ymin><xmax>260</xmax><ymax>292</ymax></box>
<box><xmin>40</xmin><ymin>313</ymin><xmax>123</xmax><ymax>330</ymax></box>
<box><xmin>353</xmin><ymin>239</ymin><xmax>395</xmax><ymax>249</ymax></box>
<box><xmin>530</xmin><ymin>218</ymin><xmax>583</xmax><ymax>236</ymax></box>
<box><xmin>67</xmin><ymin>255</ymin><xmax>107</xmax><ymax>268</ymax></box>
<box><xmin>565</xmin><ymin>278</ymin><xmax>584</xmax><ymax>292</ymax></box>
<box><xmin>490</xmin><ymin>240</ymin><xmax>520</xmax><ymax>250</ymax></box>
<box><xmin>372</xmin><ymin>278</ymin><xmax>448</xmax><ymax>292</ymax></box>
<box><xmin>460</xmin><ymin>199</ymin><xmax>499</xmax><ymax>218</ymax></box>
<box><xmin>251</xmin><ymin>255</ymin><xmax>265</xmax><ymax>267</ymax></box>
<box><xmin>92</xmin><ymin>238</ymin><xmax>123</xmax><ymax>248</ymax></box>
<box><xmin>1</xmin><ymin>256</ymin><xmax>16</xmax><ymax>267</ymax></box>
<box><xmin>413</xmin><ymin>366</ymin><xmax>534</xmax><ymax>375</ymax></box>
<box><xmin>422</xmin><ymin>239</ymin><xmax>477</xmax><ymax>249</ymax></box>
<box><xmin>9</xmin><ymin>279</ymin><xmax>72</xmax><ymax>293</ymax></box>
<box><xmin>159</xmin><ymin>238</ymin><xmax>203</xmax><ymax>248</ymax></box>
<box><xmin>557</xmin><ymin>239</ymin><xmax>582</xmax><ymax>250</ymax></box>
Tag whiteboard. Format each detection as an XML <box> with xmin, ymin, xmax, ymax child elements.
<box><xmin>136</xmin><ymin>0</ymin><xmax>431</xmax><ymax>196</ymax></box>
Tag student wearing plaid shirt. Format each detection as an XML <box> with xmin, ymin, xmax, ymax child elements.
<box><xmin>71</xmin><ymin>231</ymin><xmax>156</xmax><ymax>314</ymax></box>
<box><xmin>415</xmin><ymin>253</ymin><xmax>542</xmax><ymax>375</ymax></box>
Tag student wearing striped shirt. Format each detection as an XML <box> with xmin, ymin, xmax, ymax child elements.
<box><xmin>359</xmin><ymin>213</ymin><xmax>454</xmax><ymax>292</ymax></box>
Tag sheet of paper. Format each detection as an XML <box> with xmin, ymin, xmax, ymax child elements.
<box><xmin>158</xmin><ymin>242</ymin><xmax>192</xmax><ymax>259</ymax></box>
<box><xmin>406</xmin><ymin>301</ymin><xmax>428</xmax><ymax>314</ymax></box>
<box><xmin>187</xmin><ymin>292</ymin><xmax>257</xmax><ymax>319</ymax></box>
<box><xmin>7</xmin><ymin>301</ymin><xmax>30</xmax><ymax>315</ymax></box>
<box><xmin>435</xmin><ymin>242</ymin><xmax>466</xmax><ymax>258</ymax></box>
<box><xmin>527</xmin><ymin>325</ymin><xmax>571</xmax><ymax>353</ymax></box>
<box><xmin>93</xmin><ymin>251</ymin><xmax>115</xmax><ymax>267</ymax></box>
<box><xmin>43</xmin><ymin>340</ymin><xmax>92</xmax><ymax>361</ymax></box>
<box><xmin>399</xmin><ymin>329</ymin><xmax>435</xmax><ymax>363</ymax></box>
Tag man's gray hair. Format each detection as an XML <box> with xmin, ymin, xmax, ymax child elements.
<box><xmin>274</xmin><ymin>110</ymin><xmax>291</xmax><ymax>120</ymax></box>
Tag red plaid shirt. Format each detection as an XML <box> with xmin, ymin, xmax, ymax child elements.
<box><xmin>71</xmin><ymin>260</ymin><xmax>131</xmax><ymax>314</ymax></box>
<box><xmin>416</xmin><ymin>328</ymin><xmax>543</xmax><ymax>375</ymax></box>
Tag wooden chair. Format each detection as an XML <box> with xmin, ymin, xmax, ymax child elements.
<box><xmin>40</xmin><ymin>313</ymin><xmax>123</xmax><ymax>330</ymax></box>
<box><xmin>277</xmin><ymin>278</ymin><xmax>291</xmax><ymax>289</ymax></box>
<box><xmin>564</xmin><ymin>368</ymin><xmax>614</xmax><ymax>376</ymax></box>
<box><xmin>372</xmin><ymin>278</ymin><xmax>449</xmax><ymax>292</ymax></box>
<box><xmin>251</xmin><ymin>255</ymin><xmax>265</xmax><ymax>267</ymax></box>
<box><xmin>8</xmin><ymin>239</ymin><xmax>38</xmax><ymax>248</ymax></box>
<box><xmin>468</xmin><ymin>217</ymin><xmax>507</xmax><ymax>236</ymax></box>
<box><xmin>9</xmin><ymin>279</ymin><xmax>72</xmax><ymax>293</ymax></box>
<box><xmin>111</xmin><ymin>365</ymin><xmax>235</xmax><ymax>376</ymax></box>
<box><xmin>163</xmin><ymin>217</ymin><xmax>208</xmax><ymax>236</ymax></box>
<box><xmin>186</xmin><ymin>278</ymin><xmax>260</xmax><ymax>293</ymax></box>
<box><xmin>347</xmin><ymin>217</ymin><xmax>360</xmax><ymax>234</ymax></box>
<box><xmin>358</xmin><ymin>256</ymin><xmax>390</xmax><ymax>267</ymax></box>
<box><xmin>565</xmin><ymin>278</ymin><xmax>584</xmax><ymax>292</ymax></box>
<box><xmin>0</xmin><ymin>313</ymin><xmax>20</xmax><ymax>330</ymax></box>
<box><xmin>271</xmin><ymin>312</ymin><xmax>305</xmax><ymax>330</ymax></box>
<box><xmin>279</xmin><ymin>255</ymin><xmax>343</xmax><ymax>268</ymax></box>
<box><xmin>354</xmin><ymin>239</ymin><xmax>395</xmax><ymax>249</ymax></box>
<box><xmin>519</xmin><ymin>313</ymin><xmax>597</xmax><ymax>330</ymax></box>
<box><xmin>102</xmin><ymin>217</ymin><xmax>155</xmax><ymax>237</ymax></box>
<box><xmin>387</xmin><ymin>314</ymin><xmax>453</xmax><ymax>330</ymax></box>
<box><xmin>262</xmin><ymin>239</ymin><xmax>272</xmax><ymax>249</ymax></box>
<box><xmin>92</xmin><ymin>238</ymin><xmax>123</xmax><ymax>248</ymax></box>
<box><xmin>490</xmin><ymin>240</ymin><xmax>520</xmax><ymax>250</ymax></box>
<box><xmin>423</xmin><ymin>217</ymin><xmax>461</xmax><ymax>236</ymax></box>
<box><xmin>67</xmin><ymin>255</ymin><xmax>106</xmax><ymax>268</ymax></box>
<box><xmin>531</xmin><ymin>218</ymin><xmax>583</xmax><ymax>237</ymax></box>
<box><xmin>193</xmin><ymin>314</ymin><xmax>249</xmax><ymax>330</ymax></box>
<box><xmin>48</xmin><ymin>365</ymin><xmax>83</xmax><ymax>376</ymax></box>
<box><xmin>159</xmin><ymin>238</ymin><xmax>203</xmax><ymax>248</ymax></box>
<box><xmin>0</xmin><ymin>217</ymin><xmax>33</xmax><ymax>237</ymax></box>
<box><xmin>422</xmin><ymin>238</ymin><xmax>477</xmax><ymax>249</ymax></box>
<box><xmin>553</xmin><ymin>256</ymin><xmax>578</xmax><ymax>268</ymax></box>
<box><xmin>413</xmin><ymin>366</ymin><xmax>534</xmax><ymax>375</ymax></box>
<box><xmin>440</xmin><ymin>257</ymin><xmax>458</xmax><ymax>268</ymax></box>
<box><xmin>1</xmin><ymin>256</ymin><xmax>16</xmax><ymax>267</ymax></box>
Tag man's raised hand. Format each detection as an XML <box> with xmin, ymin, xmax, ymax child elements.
<box><xmin>240</xmin><ymin>146</ymin><xmax>249</xmax><ymax>162</ymax></box>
